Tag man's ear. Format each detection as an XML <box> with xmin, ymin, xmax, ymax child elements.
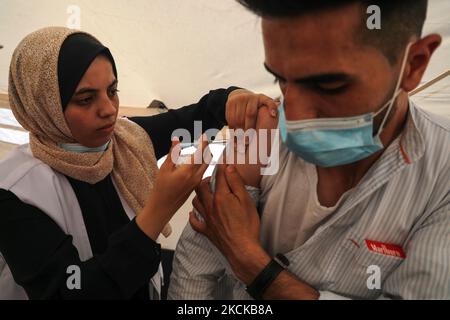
<box><xmin>402</xmin><ymin>34</ymin><xmax>442</xmax><ymax>92</ymax></box>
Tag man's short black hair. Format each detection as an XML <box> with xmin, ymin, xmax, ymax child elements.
<box><xmin>237</xmin><ymin>0</ymin><xmax>428</xmax><ymax>64</ymax></box>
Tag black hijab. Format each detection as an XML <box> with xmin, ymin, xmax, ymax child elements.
<box><xmin>58</xmin><ymin>33</ymin><xmax>118</xmax><ymax>110</ymax></box>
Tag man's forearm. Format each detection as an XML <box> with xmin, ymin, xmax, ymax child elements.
<box><xmin>228</xmin><ymin>243</ymin><xmax>319</xmax><ymax>300</ymax></box>
<box><xmin>262</xmin><ymin>270</ymin><xmax>320</xmax><ymax>300</ymax></box>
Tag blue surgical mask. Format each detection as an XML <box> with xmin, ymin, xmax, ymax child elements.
<box><xmin>279</xmin><ymin>43</ymin><xmax>411</xmax><ymax>168</ymax></box>
<box><xmin>59</xmin><ymin>140</ymin><xmax>110</xmax><ymax>153</ymax></box>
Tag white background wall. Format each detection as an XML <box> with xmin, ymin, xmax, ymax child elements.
<box><xmin>0</xmin><ymin>0</ymin><xmax>279</xmax><ymax>108</ymax></box>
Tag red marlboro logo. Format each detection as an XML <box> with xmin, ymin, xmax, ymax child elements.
<box><xmin>365</xmin><ymin>240</ymin><xmax>406</xmax><ymax>259</ymax></box>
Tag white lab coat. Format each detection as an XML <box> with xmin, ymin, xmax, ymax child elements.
<box><xmin>0</xmin><ymin>144</ymin><xmax>162</xmax><ymax>300</ymax></box>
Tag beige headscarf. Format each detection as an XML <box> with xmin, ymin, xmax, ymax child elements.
<box><xmin>8</xmin><ymin>27</ymin><xmax>171</xmax><ymax>237</ymax></box>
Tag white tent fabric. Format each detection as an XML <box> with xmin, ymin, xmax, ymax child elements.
<box><xmin>411</xmin><ymin>71</ymin><xmax>450</xmax><ymax>116</ymax></box>
<box><xmin>410</xmin><ymin>0</ymin><xmax>450</xmax><ymax>116</ymax></box>
<box><xmin>1</xmin><ymin>0</ymin><xmax>449</xmax><ymax>115</ymax></box>
<box><xmin>0</xmin><ymin>0</ymin><xmax>273</xmax><ymax>108</ymax></box>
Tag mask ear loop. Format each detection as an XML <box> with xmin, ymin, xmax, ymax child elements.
<box><xmin>376</xmin><ymin>42</ymin><xmax>413</xmax><ymax>135</ymax></box>
<box><xmin>373</xmin><ymin>88</ymin><xmax>402</xmax><ymax>118</ymax></box>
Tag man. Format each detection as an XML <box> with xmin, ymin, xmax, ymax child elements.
<box><xmin>169</xmin><ymin>0</ymin><xmax>449</xmax><ymax>299</ymax></box>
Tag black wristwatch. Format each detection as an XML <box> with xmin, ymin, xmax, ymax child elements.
<box><xmin>246</xmin><ymin>253</ymin><xmax>290</xmax><ymax>300</ymax></box>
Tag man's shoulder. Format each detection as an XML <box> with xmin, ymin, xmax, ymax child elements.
<box><xmin>410</xmin><ymin>103</ymin><xmax>449</xmax><ymax>190</ymax></box>
<box><xmin>412</xmin><ymin>103</ymin><xmax>450</xmax><ymax>136</ymax></box>
<box><xmin>411</xmin><ymin>103</ymin><xmax>450</xmax><ymax>164</ymax></box>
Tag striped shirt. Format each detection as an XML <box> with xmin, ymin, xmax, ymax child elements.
<box><xmin>168</xmin><ymin>101</ymin><xmax>450</xmax><ymax>300</ymax></box>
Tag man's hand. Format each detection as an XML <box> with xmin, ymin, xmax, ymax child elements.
<box><xmin>226</xmin><ymin>89</ymin><xmax>278</xmax><ymax>131</ymax></box>
<box><xmin>190</xmin><ymin>164</ymin><xmax>320</xmax><ymax>300</ymax></box>
<box><xmin>190</xmin><ymin>165</ymin><xmax>268</xmax><ymax>282</ymax></box>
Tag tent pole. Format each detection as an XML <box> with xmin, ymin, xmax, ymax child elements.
<box><xmin>410</xmin><ymin>70</ymin><xmax>450</xmax><ymax>96</ymax></box>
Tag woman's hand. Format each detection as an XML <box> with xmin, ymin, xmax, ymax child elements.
<box><xmin>221</xmin><ymin>105</ymin><xmax>279</xmax><ymax>188</ymax></box>
<box><xmin>226</xmin><ymin>89</ymin><xmax>278</xmax><ymax>131</ymax></box>
<box><xmin>137</xmin><ymin>135</ymin><xmax>212</xmax><ymax>240</ymax></box>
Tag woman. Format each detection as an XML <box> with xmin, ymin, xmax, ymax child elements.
<box><xmin>0</xmin><ymin>27</ymin><xmax>276</xmax><ymax>299</ymax></box>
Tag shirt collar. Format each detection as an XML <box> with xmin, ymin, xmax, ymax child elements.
<box><xmin>397</xmin><ymin>99</ymin><xmax>425</xmax><ymax>165</ymax></box>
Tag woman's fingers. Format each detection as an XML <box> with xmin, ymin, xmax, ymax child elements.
<box><xmin>189</xmin><ymin>134</ymin><xmax>212</xmax><ymax>179</ymax></box>
<box><xmin>259</xmin><ymin>94</ymin><xmax>279</xmax><ymax>118</ymax></box>
<box><xmin>164</xmin><ymin>137</ymin><xmax>181</xmax><ymax>169</ymax></box>
<box><xmin>190</xmin><ymin>134</ymin><xmax>209</xmax><ymax>165</ymax></box>
<box><xmin>256</xmin><ymin>105</ymin><xmax>279</xmax><ymax>131</ymax></box>
<box><xmin>198</xmin><ymin>139</ymin><xmax>213</xmax><ymax>174</ymax></box>
<box><xmin>225</xmin><ymin>94</ymin><xmax>236</xmax><ymax>129</ymax></box>
<box><xmin>244</xmin><ymin>97</ymin><xmax>259</xmax><ymax>133</ymax></box>
<box><xmin>226</xmin><ymin>90</ymin><xmax>279</xmax><ymax>130</ymax></box>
